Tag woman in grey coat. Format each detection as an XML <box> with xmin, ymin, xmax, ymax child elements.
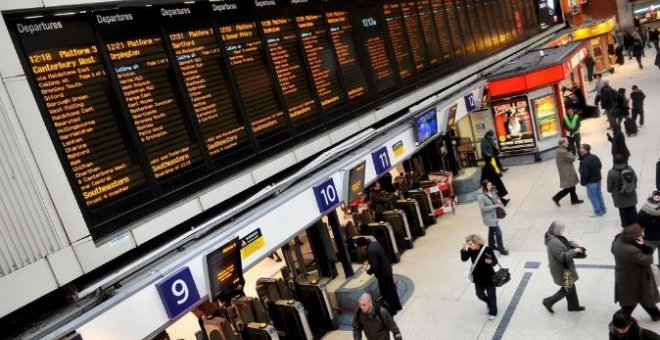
<box><xmin>542</xmin><ymin>221</ymin><xmax>585</xmax><ymax>313</ymax></box>
<box><xmin>477</xmin><ymin>180</ymin><xmax>508</xmax><ymax>255</ymax></box>
<box><xmin>611</xmin><ymin>224</ymin><xmax>660</xmax><ymax>320</ymax></box>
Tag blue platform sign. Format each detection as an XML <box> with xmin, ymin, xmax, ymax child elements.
<box><xmin>464</xmin><ymin>93</ymin><xmax>476</xmax><ymax>112</ymax></box>
<box><xmin>313</xmin><ymin>178</ymin><xmax>340</xmax><ymax>214</ymax></box>
<box><xmin>371</xmin><ymin>146</ymin><xmax>391</xmax><ymax>175</ymax></box>
<box><xmin>156</xmin><ymin>266</ymin><xmax>201</xmax><ymax>320</ymax></box>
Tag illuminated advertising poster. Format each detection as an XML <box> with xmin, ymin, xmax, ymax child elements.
<box><xmin>491</xmin><ymin>96</ymin><xmax>536</xmax><ymax>152</ymax></box>
<box><xmin>532</xmin><ymin>95</ymin><xmax>560</xmax><ymax>140</ymax></box>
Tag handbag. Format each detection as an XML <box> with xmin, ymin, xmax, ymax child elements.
<box><xmin>493</xmin><ymin>264</ymin><xmax>511</xmax><ymax>287</ymax></box>
<box><xmin>488</xmin><ymin>195</ymin><xmax>507</xmax><ymax>219</ymax></box>
<box><xmin>562</xmin><ymin>257</ymin><xmax>575</xmax><ymax>291</ymax></box>
<box><xmin>467</xmin><ymin>246</ymin><xmax>486</xmax><ymax>283</ymax></box>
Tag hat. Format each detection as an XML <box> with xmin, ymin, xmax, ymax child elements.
<box><xmin>649</xmin><ymin>191</ymin><xmax>660</xmax><ymax>205</ymax></box>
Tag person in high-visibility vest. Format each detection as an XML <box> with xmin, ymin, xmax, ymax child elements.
<box><xmin>563</xmin><ymin>108</ymin><xmax>581</xmax><ymax>155</ymax></box>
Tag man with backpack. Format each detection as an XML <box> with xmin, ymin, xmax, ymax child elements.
<box><xmin>607</xmin><ymin>154</ymin><xmax>639</xmax><ymax>228</ymax></box>
<box><xmin>353</xmin><ymin>293</ymin><xmax>402</xmax><ymax>340</ymax></box>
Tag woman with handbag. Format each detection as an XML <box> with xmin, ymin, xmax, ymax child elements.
<box><xmin>461</xmin><ymin>234</ymin><xmax>499</xmax><ymax>320</ymax></box>
<box><xmin>542</xmin><ymin>220</ymin><xmax>586</xmax><ymax>313</ymax></box>
<box><xmin>477</xmin><ymin>180</ymin><xmax>509</xmax><ymax>255</ymax></box>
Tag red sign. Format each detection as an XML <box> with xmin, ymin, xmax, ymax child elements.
<box><xmin>514</xmin><ymin>10</ymin><xmax>524</xmax><ymax>35</ymax></box>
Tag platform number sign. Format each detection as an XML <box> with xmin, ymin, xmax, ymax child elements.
<box><xmin>313</xmin><ymin>178</ymin><xmax>340</xmax><ymax>213</ymax></box>
<box><xmin>371</xmin><ymin>146</ymin><xmax>391</xmax><ymax>175</ymax></box>
<box><xmin>464</xmin><ymin>93</ymin><xmax>476</xmax><ymax>112</ymax></box>
<box><xmin>156</xmin><ymin>266</ymin><xmax>201</xmax><ymax>320</ymax></box>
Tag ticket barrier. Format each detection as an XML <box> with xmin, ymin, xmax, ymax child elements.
<box><xmin>408</xmin><ymin>190</ymin><xmax>437</xmax><ymax>226</ymax></box>
<box><xmin>295</xmin><ymin>279</ymin><xmax>338</xmax><ymax>332</ymax></box>
<box><xmin>395</xmin><ymin>199</ymin><xmax>425</xmax><ymax>237</ymax></box>
<box><xmin>382</xmin><ymin>210</ymin><xmax>414</xmax><ymax>250</ymax></box>
<box><xmin>362</xmin><ymin>222</ymin><xmax>400</xmax><ymax>263</ymax></box>
<box><xmin>255</xmin><ymin>278</ymin><xmax>312</xmax><ymax>340</ymax></box>
<box><xmin>202</xmin><ymin>316</ymin><xmax>242</xmax><ymax>340</ymax></box>
<box><xmin>230</xmin><ymin>297</ymin><xmax>279</xmax><ymax>340</ymax></box>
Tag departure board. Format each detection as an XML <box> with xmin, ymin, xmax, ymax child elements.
<box><xmin>11</xmin><ymin>16</ymin><xmax>150</xmax><ymax>213</ymax></box>
<box><xmin>97</xmin><ymin>9</ymin><xmax>205</xmax><ymax>186</ymax></box>
<box><xmin>214</xmin><ymin>2</ymin><xmax>290</xmax><ymax>147</ymax></box>
<box><xmin>295</xmin><ymin>14</ymin><xmax>346</xmax><ymax>111</ymax></box>
<box><xmin>466</xmin><ymin>0</ymin><xmax>486</xmax><ymax>52</ymax></box>
<box><xmin>454</xmin><ymin>0</ymin><xmax>476</xmax><ymax>55</ymax></box>
<box><xmin>160</xmin><ymin>4</ymin><xmax>252</xmax><ymax>165</ymax></box>
<box><xmin>440</xmin><ymin>0</ymin><xmax>465</xmax><ymax>58</ymax></box>
<box><xmin>429</xmin><ymin>0</ymin><xmax>455</xmax><ymax>60</ymax></box>
<box><xmin>503</xmin><ymin>0</ymin><xmax>519</xmax><ymax>39</ymax></box>
<box><xmin>260</xmin><ymin>16</ymin><xmax>322</xmax><ymax>129</ymax></box>
<box><xmin>324</xmin><ymin>11</ymin><xmax>369</xmax><ymax>101</ymax></box>
<box><xmin>353</xmin><ymin>6</ymin><xmax>397</xmax><ymax>92</ymax></box>
<box><xmin>415</xmin><ymin>1</ymin><xmax>443</xmax><ymax>66</ymax></box>
<box><xmin>484</xmin><ymin>0</ymin><xmax>502</xmax><ymax>47</ymax></box>
<box><xmin>493</xmin><ymin>0</ymin><xmax>513</xmax><ymax>42</ymax></box>
<box><xmin>400</xmin><ymin>2</ymin><xmax>429</xmax><ymax>72</ymax></box>
<box><xmin>382</xmin><ymin>2</ymin><xmax>415</xmax><ymax>79</ymax></box>
<box><xmin>474</xmin><ymin>0</ymin><xmax>493</xmax><ymax>50</ymax></box>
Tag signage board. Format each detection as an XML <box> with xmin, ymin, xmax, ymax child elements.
<box><xmin>491</xmin><ymin>96</ymin><xmax>537</xmax><ymax>152</ymax></box>
<box><xmin>155</xmin><ymin>267</ymin><xmax>202</xmax><ymax>320</ymax></box>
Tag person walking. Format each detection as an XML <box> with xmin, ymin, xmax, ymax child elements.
<box><xmin>480</xmin><ymin>130</ymin><xmax>507</xmax><ymax>173</ymax></box>
<box><xmin>578</xmin><ymin>144</ymin><xmax>607</xmax><ymax>217</ymax></box>
<box><xmin>601</xmin><ymin>80</ymin><xmax>618</xmax><ymax>129</ymax></box>
<box><xmin>609</xmin><ymin>310</ymin><xmax>660</xmax><ymax>340</ymax></box>
<box><xmin>607</xmin><ymin>125</ymin><xmax>631</xmax><ymax>162</ymax></box>
<box><xmin>542</xmin><ymin>220</ymin><xmax>585</xmax><ymax>313</ymax></box>
<box><xmin>607</xmin><ymin>154</ymin><xmax>638</xmax><ymax>228</ymax></box>
<box><xmin>477</xmin><ymin>180</ymin><xmax>509</xmax><ymax>255</ymax></box>
<box><xmin>615</xmin><ymin>88</ymin><xmax>631</xmax><ymax>127</ymax></box>
<box><xmin>562</xmin><ymin>108</ymin><xmax>581</xmax><ymax>155</ymax></box>
<box><xmin>633</xmin><ymin>38</ymin><xmax>644</xmax><ymax>69</ymax></box>
<box><xmin>552</xmin><ymin>138</ymin><xmax>583</xmax><ymax>206</ymax></box>
<box><xmin>639</xmin><ymin>191</ymin><xmax>660</xmax><ymax>267</ymax></box>
<box><xmin>624</xmin><ymin>31</ymin><xmax>635</xmax><ymax>60</ymax></box>
<box><xmin>355</xmin><ymin>237</ymin><xmax>402</xmax><ymax>315</ymax></box>
<box><xmin>611</xmin><ymin>224</ymin><xmax>660</xmax><ymax>321</ymax></box>
<box><xmin>584</xmin><ymin>54</ymin><xmax>595</xmax><ymax>82</ymax></box>
<box><xmin>352</xmin><ymin>293</ymin><xmax>402</xmax><ymax>340</ymax></box>
<box><xmin>651</xmin><ymin>28</ymin><xmax>660</xmax><ymax>51</ymax></box>
<box><xmin>630</xmin><ymin>85</ymin><xmax>646</xmax><ymax>127</ymax></box>
<box><xmin>461</xmin><ymin>234</ymin><xmax>499</xmax><ymax>320</ymax></box>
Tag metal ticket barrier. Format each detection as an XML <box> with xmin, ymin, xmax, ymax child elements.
<box><xmin>395</xmin><ymin>199</ymin><xmax>426</xmax><ymax>237</ymax></box>
<box><xmin>256</xmin><ymin>278</ymin><xmax>312</xmax><ymax>340</ymax></box>
<box><xmin>363</xmin><ymin>222</ymin><xmax>400</xmax><ymax>263</ymax></box>
<box><xmin>408</xmin><ymin>190</ymin><xmax>437</xmax><ymax>226</ymax></box>
<box><xmin>383</xmin><ymin>209</ymin><xmax>414</xmax><ymax>249</ymax></box>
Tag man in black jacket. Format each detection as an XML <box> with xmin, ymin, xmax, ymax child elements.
<box><xmin>601</xmin><ymin>81</ymin><xmax>618</xmax><ymax>129</ymax></box>
<box><xmin>356</xmin><ymin>237</ymin><xmax>402</xmax><ymax>315</ymax></box>
<box><xmin>579</xmin><ymin>144</ymin><xmax>607</xmax><ymax>217</ymax></box>
<box><xmin>630</xmin><ymin>85</ymin><xmax>646</xmax><ymax>127</ymax></box>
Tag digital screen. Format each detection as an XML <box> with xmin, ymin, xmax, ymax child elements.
<box><xmin>441</xmin><ymin>0</ymin><xmax>466</xmax><ymax>58</ymax></box>
<box><xmin>97</xmin><ymin>9</ymin><xmax>205</xmax><ymax>186</ymax></box>
<box><xmin>206</xmin><ymin>237</ymin><xmax>245</xmax><ymax>302</ymax></box>
<box><xmin>261</xmin><ymin>15</ymin><xmax>322</xmax><ymax>129</ymax></box>
<box><xmin>414</xmin><ymin>107</ymin><xmax>438</xmax><ymax>144</ymax></box>
<box><xmin>324</xmin><ymin>10</ymin><xmax>369</xmax><ymax>101</ymax></box>
<box><xmin>382</xmin><ymin>2</ymin><xmax>415</xmax><ymax>79</ymax></box>
<box><xmin>346</xmin><ymin>161</ymin><xmax>367</xmax><ymax>203</ymax></box>
<box><xmin>415</xmin><ymin>1</ymin><xmax>442</xmax><ymax>66</ymax></box>
<box><xmin>538</xmin><ymin>0</ymin><xmax>561</xmax><ymax>29</ymax></box>
<box><xmin>295</xmin><ymin>13</ymin><xmax>346</xmax><ymax>111</ymax></box>
<box><xmin>214</xmin><ymin>2</ymin><xmax>290</xmax><ymax>147</ymax></box>
<box><xmin>491</xmin><ymin>96</ymin><xmax>537</xmax><ymax>152</ymax></box>
<box><xmin>429</xmin><ymin>0</ymin><xmax>455</xmax><ymax>60</ymax></box>
<box><xmin>532</xmin><ymin>95</ymin><xmax>560</xmax><ymax>139</ymax></box>
<box><xmin>160</xmin><ymin>4</ymin><xmax>252</xmax><ymax>166</ymax></box>
<box><xmin>400</xmin><ymin>2</ymin><xmax>429</xmax><ymax>72</ymax></box>
<box><xmin>353</xmin><ymin>6</ymin><xmax>397</xmax><ymax>92</ymax></box>
<box><xmin>11</xmin><ymin>16</ymin><xmax>151</xmax><ymax>216</ymax></box>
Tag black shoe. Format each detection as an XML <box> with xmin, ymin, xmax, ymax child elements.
<box><xmin>571</xmin><ymin>200</ymin><xmax>584</xmax><ymax>205</ymax></box>
<box><xmin>542</xmin><ymin>299</ymin><xmax>554</xmax><ymax>314</ymax></box>
<box><xmin>499</xmin><ymin>249</ymin><xmax>509</xmax><ymax>255</ymax></box>
<box><xmin>568</xmin><ymin>306</ymin><xmax>586</xmax><ymax>312</ymax></box>
<box><xmin>501</xmin><ymin>198</ymin><xmax>510</xmax><ymax>207</ymax></box>
<box><xmin>552</xmin><ymin>197</ymin><xmax>560</xmax><ymax>207</ymax></box>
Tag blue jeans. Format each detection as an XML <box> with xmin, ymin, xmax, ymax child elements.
<box><xmin>586</xmin><ymin>182</ymin><xmax>606</xmax><ymax>215</ymax></box>
<box><xmin>475</xmin><ymin>284</ymin><xmax>498</xmax><ymax>316</ymax></box>
<box><xmin>488</xmin><ymin>226</ymin><xmax>505</xmax><ymax>252</ymax></box>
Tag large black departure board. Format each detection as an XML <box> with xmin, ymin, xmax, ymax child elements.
<box><xmin>324</xmin><ymin>10</ymin><xmax>369</xmax><ymax>101</ymax></box>
<box><xmin>400</xmin><ymin>1</ymin><xmax>429</xmax><ymax>73</ymax></box>
<box><xmin>473</xmin><ymin>0</ymin><xmax>493</xmax><ymax>51</ymax></box>
<box><xmin>7</xmin><ymin>0</ymin><xmax>541</xmax><ymax>240</ymax></box>
<box><xmin>416</xmin><ymin>1</ymin><xmax>443</xmax><ymax>66</ymax></box>
<box><xmin>214</xmin><ymin>2</ymin><xmax>291</xmax><ymax>147</ymax></box>
<box><xmin>382</xmin><ymin>2</ymin><xmax>415</xmax><ymax>79</ymax></box>
<box><xmin>160</xmin><ymin>4</ymin><xmax>252</xmax><ymax>167</ymax></box>
<box><xmin>454</xmin><ymin>0</ymin><xmax>476</xmax><ymax>55</ymax></box>
<box><xmin>295</xmin><ymin>13</ymin><xmax>346</xmax><ymax>112</ymax></box>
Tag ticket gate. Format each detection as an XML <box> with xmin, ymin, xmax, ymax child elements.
<box><xmin>383</xmin><ymin>209</ymin><xmax>414</xmax><ymax>250</ymax></box>
<box><xmin>255</xmin><ymin>278</ymin><xmax>312</xmax><ymax>340</ymax></box>
<box><xmin>203</xmin><ymin>316</ymin><xmax>241</xmax><ymax>340</ymax></box>
<box><xmin>395</xmin><ymin>199</ymin><xmax>425</xmax><ymax>237</ymax></box>
<box><xmin>361</xmin><ymin>222</ymin><xmax>400</xmax><ymax>263</ymax></box>
<box><xmin>295</xmin><ymin>279</ymin><xmax>337</xmax><ymax>332</ymax></box>
<box><xmin>245</xmin><ymin>323</ymin><xmax>280</xmax><ymax>340</ymax></box>
<box><xmin>408</xmin><ymin>190</ymin><xmax>436</xmax><ymax>226</ymax></box>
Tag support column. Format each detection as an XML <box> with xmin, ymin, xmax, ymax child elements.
<box><xmin>327</xmin><ymin>210</ymin><xmax>354</xmax><ymax>277</ymax></box>
<box><xmin>616</xmin><ymin>0</ymin><xmax>635</xmax><ymax>30</ymax></box>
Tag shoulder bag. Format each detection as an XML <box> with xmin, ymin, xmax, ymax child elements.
<box><xmin>493</xmin><ymin>263</ymin><xmax>511</xmax><ymax>287</ymax></box>
<box><xmin>488</xmin><ymin>194</ymin><xmax>507</xmax><ymax>219</ymax></box>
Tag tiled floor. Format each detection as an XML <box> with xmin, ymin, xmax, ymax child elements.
<box><xmin>326</xmin><ymin>49</ymin><xmax>660</xmax><ymax>339</ymax></box>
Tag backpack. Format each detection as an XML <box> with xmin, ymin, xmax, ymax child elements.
<box><xmin>619</xmin><ymin>167</ymin><xmax>636</xmax><ymax>195</ymax></box>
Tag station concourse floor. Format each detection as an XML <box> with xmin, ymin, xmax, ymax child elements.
<box><xmin>323</xmin><ymin>52</ymin><xmax>660</xmax><ymax>339</ymax></box>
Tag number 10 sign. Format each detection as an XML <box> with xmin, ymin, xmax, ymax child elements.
<box><xmin>313</xmin><ymin>178</ymin><xmax>340</xmax><ymax>214</ymax></box>
<box><xmin>155</xmin><ymin>266</ymin><xmax>201</xmax><ymax>320</ymax></box>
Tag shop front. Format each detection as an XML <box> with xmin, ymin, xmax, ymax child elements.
<box><xmin>485</xmin><ymin>41</ymin><xmax>588</xmax><ymax>165</ymax></box>
<box><xmin>549</xmin><ymin>17</ymin><xmax>617</xmax><ymax>76</ymax></box>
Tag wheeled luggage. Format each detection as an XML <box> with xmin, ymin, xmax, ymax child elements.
<box><xmin>624</xmin><ymin>116</ymin><xmax>638</xmax><ymax>136</ymax></box>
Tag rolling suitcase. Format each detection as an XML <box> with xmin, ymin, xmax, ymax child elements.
<box><xmin>366</xmin><ymin>222</ymin><xmax>401</xmax><ymax>263</ymax></box>
<box><xmin>623</xmin><ymin>117</ymin><xmax>638</xmax><ymax>136</ymax></box>
<box><xmin>395</xmin><ymin>199</ymin><xmax>426</xmax><ymax>237</ymax></box>
<box><xmin>408</xmin><ymin>190</ymin><xmax>437</xmax><ymax>226</ymax></box>
<box><xmin>383</xmin><ymin>210</ymin><xmax>414</xmax><ymax>249</ymax></box>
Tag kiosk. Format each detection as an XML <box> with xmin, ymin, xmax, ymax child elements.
<box><xmin>548</xmin><ymin>17</ymin><xmax>617</xmax><ymax>75</ymax></box>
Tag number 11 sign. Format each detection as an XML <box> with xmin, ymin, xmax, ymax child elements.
<box><xmin>156</xmin><ymin>266</ymin><xmax>201</xmax><ymax>320</ymax></box>
<box><xmin>371</xmin><ymin>146</ymin><xmax>391</xmax><ymax>175</ymax></box>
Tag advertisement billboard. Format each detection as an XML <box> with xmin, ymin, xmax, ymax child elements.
<box><xmin>532</xmin><ymin>95</ymin><xmax>560</xmax><ymax>140</ymax></box>
<box><xmin>491</xmin><ymin>96</ymin><xmax>536</xmax><ymax>152</ymax></box>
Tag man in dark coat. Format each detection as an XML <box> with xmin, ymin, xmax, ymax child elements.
<box><xmin>607</xmin><ymin>125</ymin><xmax>631</xmax><ymax>163</ymax></box>
<box><xmin>633</xmin><ymin>39</ymin><xmax>644</xmax><ymax>69</ymax></box>
<box><xmin>552</xmin><ymin>138</ymin><xmax>583</xmax><ymax>206</ymax></box>
<box><xmin>639</xmin><ymin>191</ymin><xmax>660</xmax><ymax>267</ymax></box>
<box><xmin>579</xmin><ymin>144</ymin><xmax>606</xmax><ymax>217</ymax></box>
<box><xmin>611</xmin><ymin>224</ymin><xmax>660</xmax><ymax>320</ymax></box>
<box><xmin>480</xmin><ymin>130</ymin><xmax>507</xmax><ymax>173</ymax></box>
<box><xmin>601</xmin><ymin>81</ymin><xmax>618</xmax><ymax>128</ymax></box>
<box><xmin>584</xmin><ymin>54</ymin><xmax>596</xmax><ymax>82</ymax></box>
<box><xmin>607</xmin><ymin>154</ymin><xmax>638</xmax><ymax>228</ymax></box>
<box><xmin>609</xmin><ymin>311</ymin><xmax>660</xmax><ymax>340</ymax></box>
<box><xmin>355</xmin><ymin>237</ymin><xmax>402</xmax><ymax>315</ymax></box>
<box><xmin>630</xmin><ymin>85</ymin><xmax>646</xmax><ymax>127</ymax></box>
<box><xmin>353</xmin><ymin>293</ymin><xmax>402</xmax><ymax>340</ymax></box>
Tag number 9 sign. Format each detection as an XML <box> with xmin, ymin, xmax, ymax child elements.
<box><xmin>156</xmin><ymin>266</ymin><xmax>201</xmax><ymax>320</ymax></box>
